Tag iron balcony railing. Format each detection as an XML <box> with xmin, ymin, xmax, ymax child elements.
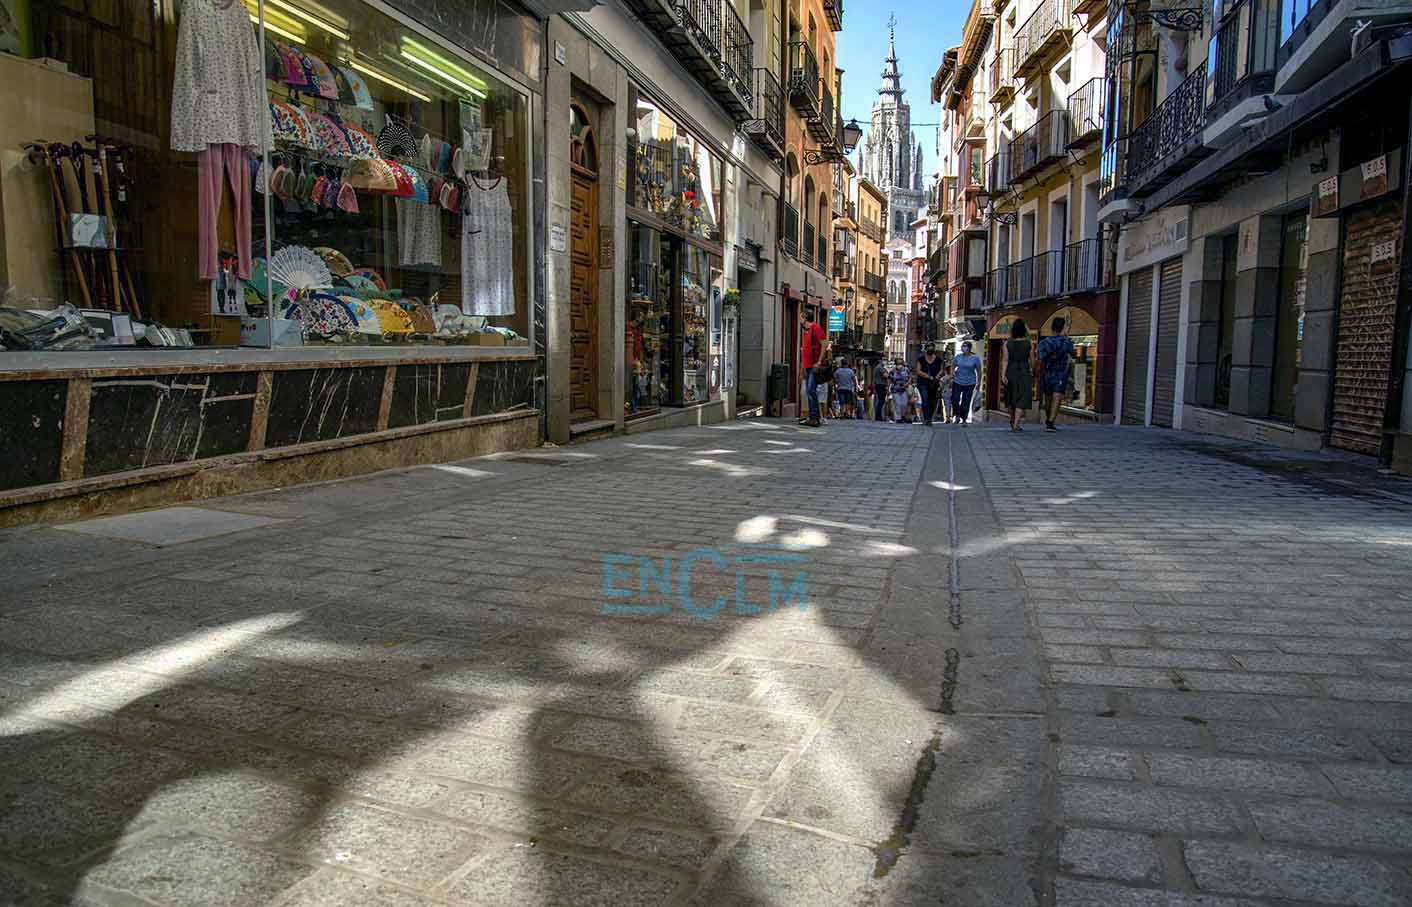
<box><xmin>1067</xmin><ymin>77</ymin><xmax>1105</xmax><ymax>146</ymax></box>
<box><xmin>1206</xmin><ymin>0</ymin><xmax>1278</xmax><ymax>115</ymax></box>
<box><xmin>1127</xmin><ymin>67</ymin><xmax>1206</xmax><ymax>187</ymax></box>
<box><xmin>823</xmin><ymin>0</ymin><xmax>842</xmax><ymax>31</ymax></box>
<box><xmin>1010</xmin><ymin>109</ymin><xmax>1071</xmax><ymax>181</ymax></box>
<box><xmin>1063</xmin><ymin>236</ymin><xmax>1114</xmax><ymax>293</ymax></box>
<box><xmin>721</xmin><ymin>1</ymin><xmax>754</xmax><ymax>106</ymax></box>
<box><xmin>818</xmin><ymin>230</ymin><xmax>829</xmax><ymax>268</ymax></box>
<box><xmin>809</xmin><ymin>83</ymin><xmax>836</xmax><ymax>144</ymax></box>
<box><xmin>860</xmin><ymin>219</ymin><xmax>883</xmax><ymax>242</ymax></box>
<box><xmin>788</xmin><ymin>41</ymin><xmax>821</xmax><ymax>116</ymax></box>
<box><xmin>986</xmin><ymin>146</ymin><xmax>1012</xmax><ymax>193</ymax></box>
<box><xmin>987</xmin><ymin>238</ymin><xmax>1115</xmax><ymax>308</ymax></box>
<box><xmin>781</xmin><ymin>202</ymin><xmax>800</xmax><ymax>257</ymax></box>
<box><xmin>802</xmin><ymin>221</ymin><xmax>817</xmax><ymax>269</ymax></box>
<box><xmin>833</xmin><ymin>252</ymin><xmax>850</xmax><ymax>279</ymax></box>
<box><xmin>745</xmin><ymin>68</ymin><xmax>784</xmax><ymax>155</ymax></box>
<box><xmin>1099</xmin><ymin>138</ymin><xmax>1127</xmax><ymax>203</ymax></box>
<box><xmin>990</xmin><ymin>46</ymin><xmax>1015</xmax><ymax>104</ymax></box>
<box><xmin>863</xmin><ymin>271</ymin><xmax>884</xmax><ymax>293</ymax></box>
<box><xmin>1015</xmin><ymin>0</ymin><xmax>1070</xmax><ymax>77</ymax></box>
<box><xmin>675</xmin><ymin>0</ymin><xmax>721</xmax><ymax>62</ymax></box>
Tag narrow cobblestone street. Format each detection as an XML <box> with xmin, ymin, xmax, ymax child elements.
<box><xmin>2</xmin><ymin>420</ymin><xmax>1411</xmax><ymax>906</ymax></box>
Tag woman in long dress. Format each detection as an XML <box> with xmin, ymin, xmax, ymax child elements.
<box><xmin>1001</xmin><ymin>318</ymin><xmax>1035</xmax><ymax>431</ymax></box>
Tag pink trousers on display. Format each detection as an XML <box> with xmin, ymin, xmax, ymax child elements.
<box><xmin>197</xmin><ymin>142</ymin><xmax>251</xmax><ymax>280</ymax></box>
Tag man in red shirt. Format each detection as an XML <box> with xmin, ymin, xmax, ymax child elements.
<box><xmin>800</xmin><ymin>308</ymin><xmax>827</xmax><ymax>427</ymax></box>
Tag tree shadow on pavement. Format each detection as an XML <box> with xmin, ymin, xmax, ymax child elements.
<box><xmin>0</xmin><ymin>421</ymin><xmax>1037</xmax><ymax>906</ymax></box>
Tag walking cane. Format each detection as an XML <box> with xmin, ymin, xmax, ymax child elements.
<box><xmin>45</xmin><ymin>144</ymin><xmax>93</xmax><ymax>308</ymax></box>
<box><xmin>108</xmin><ymin>145</ymin><xmax>143</xmax><ymax>319</ymax></box>
<box><xmin>94</xmin><ymin>145</ymin><xmax>127</xmax><ymax>316</ymax></box>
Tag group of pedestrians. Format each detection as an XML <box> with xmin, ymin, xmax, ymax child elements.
<box><xmin>799</xmin><ymin>308</ymin><xmax>992</xmax><ymax>428</ymax></box>
<box><xmin>1002</xmin><ymin>316</ymin><xmax>1077</xmax><ymax>432</ymax></box>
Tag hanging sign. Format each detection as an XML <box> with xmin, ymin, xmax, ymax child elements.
<box><xmin>1313</xmin><ymin>176</ymin><xmax>1339</xmax><ymax>217</ymax></box>
<box><xmin>828</xmin><ymin>305</ymin><xmax>845</xmax><ymax>331</ymax></box>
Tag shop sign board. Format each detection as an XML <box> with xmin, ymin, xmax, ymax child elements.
<box><xmin>1117</xmin><ymin>206</ymin><xmax>1189</xmax><ymax>275</ymax></box>
<box><xmin>828</xmin><ymin>305</ymin><xmax>845</xmax><ymax>331</ymax></box>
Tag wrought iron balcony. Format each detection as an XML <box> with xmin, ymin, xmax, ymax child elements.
<box><xmin>802</xmin><ymin>221</ymin><xmax>817</xmax><ymax>269</ymax></box>
<box><xmin>823</xmin><ymin>0</ymin><xmax>842</xmax><ymax>31</ymax></box>
<box><xmin>1063</xmin><ymin>236</ymin><xmax>1115</xmax><ymax>293</ymax></box>
<box><xmin>781</xmin><ymin>202</ymin><xmax>799</xmax><ymax>258</ymax></box>
<box><xmin>744</xmin><ymin>68</ymin><xmax>785</xmax><ymax>160</ymax></box>
<box><xmin>1067</xmin><ymin>77</ymin><xmax>1105</xmax><ymax>147</ymax></box>
<box><xmin>1127</xmin><ymin>67</ymin><xmax>1207</xmax><ymax>195</ymax></box>
<box><xmin>818</xmin><ymin>230</ymin><xmax>829</xmax><ymax>268</ymax></box>
<box><xmin>984</xmin><ymin>147</ymin><xmax>1013</xmax><ymax>196</ymax></box>
<box><xmin>1205</xmin><ymin>0</ymin><xmax>1278</xmax><ymax>121</ymax></box>
<box><xmin>833</xmin><ymin>252</ymin><xmax>850</xmax><ymax>280</ymax></box>
<box><xmin>788</xmin><ymin>42</ymin><xmax>821</xmax><ymax>119</ymax></box>
<box><xmin>630</xmin><ymin>0</ymin><xmax>754</xmax><ymax>121</ymax></box>
<box><xmin>1014</xmin><ymin>0</ymin><xmax>1072</xmax><ymax>79</ymax></box>
<box><xmin>1009</xmin><ymin>109</ymin><xmax>1072</xmax><ymax>182</ymax></box>
<box><xmin>863</xmin><ymin>271</ymin><xmax>884</xmax><ymax>293</ymax></box>
<box><xmin>990</xmin><ymin>46</ymin><xmax>1016</xmax><ymax>106</ymax></box>
<box><xmin>808</xmin><ymin>83</ymin><xmax>835</xmax><ymax>144</ymax></box>
<box><xmin>720</xmin><ymin>1</ymin><xmax>754</xmax><ymax>113</ymax></box>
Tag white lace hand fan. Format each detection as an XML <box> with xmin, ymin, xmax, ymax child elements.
<box><xmin>268</xmin><ymin>246</ymin><xmax>334</xmax><ymax>291</ymax></box>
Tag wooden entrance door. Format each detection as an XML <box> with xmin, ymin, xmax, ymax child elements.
<box><xmin>569</xmin><ymin>170</ymin><xmax>598</xmax><ymax>419</ymax></box>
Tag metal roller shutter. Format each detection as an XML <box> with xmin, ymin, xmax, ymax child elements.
<box><xmin>1122</xmin><ymin>268</ymin><xmax>1154</xmax><ymax>425</ymax></box>
<box><xmin>1152</xmin><ymin>258</ymin><xmax>1183</xmax><ymax>427</ymax></box>
<box><xmin>1331</xmin><ymin>199</ymin><xmax>1401</xmax><ymax>455</ymax></box>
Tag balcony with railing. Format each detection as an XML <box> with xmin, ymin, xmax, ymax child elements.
<box><xmin>788</xmin><ymin>41</ymin><xmax>821</xmax><ymax>119</ymax></box>
<box><xmin>1067</xmin><ymin>77</ymin><xmax>1105</xmax><ymax>147</ymax></box>
<box><xmin>720</xmin><ymin>2</ymin><xmax>754</xmax><ymax>113</ymax></box>
<box><xmin>1063</xmin><ymin>236</ymin><xmax>1114</xmax><ymax>293</ymax></box>
<box><xmin>985</xmin><ymin>236</ymin><xmax>1115</xmax><ymax>309</ymax></box>
<box><xmin>1205</xmin><ymin>0</ymin><xmax>1278</xmax><ymax>124</ymax></box>
<box><xmin>823</xmin><ymin>0</ymin><xmax>843</xmax><ymax>31</ymax></box>
<box><xmin>1014</xmin><ymin>0</ymin><xmax>1073</xmax><ymax>78</ymax></box>
<box><xmin>1010</xmin><ymin>109</ymin><xmax>1072</xmax><ymax>182</ymax></box>
<box><xmin>860</xmin><ymin>219</ymin><xmax>883</xmax><ymax>243</ymax></box>
<box><xmin>625</xmin><ymin>0</ymin><xmax>754</xmax><ymax>121</ymax></box>
<box><xmin>863</xmin><ymin>271</ymin><xmax>884</xmax><ymax>293</ymax></box>
<box><xmin>744</xmin><ymin>68</ymin><xmax>784</xmax><ymax>159</ymax></box>
<box><xmin>833</xmin><ymin>251</ymin><xmax>851</xmax><ymax>280</ymax></box>
<box><xmin>808</xmin><ymin>83</ymin><xmax>835</xmax><ymax>143</ymax></box>
<box><xmin>781</xmin><ymin>202</ymin><xmax>800</xmax><ymax>258</ymax></box>
<box><xmin>1126</xmin><ymin>67</ymin><xmax>1208</xmax><ymax>196</ymax></box>
<box><xmin>990</xmin><ymin>46</ymin><xmax>1016</xmax><ymax>107</ymax></box>
<box><xmin>802</xmin><ymin>222</ymin><xmax>817</xmax><ymax>269</ymax></box>
<box><xmin>984</xmin><ymin>146</ymin><xmax>1013</xmax><ymax>195</ymax></box>
<box><xmin>817</xmin><ymin>230</ymin><xmax>829</xmax><ymax>269</ymax></box>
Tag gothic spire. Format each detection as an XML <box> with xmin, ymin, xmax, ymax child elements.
<box><xmin>880</xmin><ymin>13</ymin><xmax>903</xmax><ymax>100</ymax></box>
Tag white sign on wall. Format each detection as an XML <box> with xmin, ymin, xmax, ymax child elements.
<box><xmin>1117</xmin><ymin>205</ymin><xmax>1191</xmax><ymax>275</ymax></box>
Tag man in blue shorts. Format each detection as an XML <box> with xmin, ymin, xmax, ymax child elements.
<box><xmin>1036</xmin><ymin>317</ymin><xmax>1076</xmax><ymax>432</ymax></box>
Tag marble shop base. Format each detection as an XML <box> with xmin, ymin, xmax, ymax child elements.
<box><xmin>0</xmin><ymin>411</ymin><xmax>539</xmax><ymax>529</ymax></box>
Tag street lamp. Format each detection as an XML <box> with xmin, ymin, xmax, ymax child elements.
<box><xmin>804</xmin><ymin>118</ymin><xmax>864</xmax><ymax>165</ymax></box>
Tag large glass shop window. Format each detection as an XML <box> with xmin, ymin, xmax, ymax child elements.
<box><xmin>1</xmin><ymin>0</ymin><xmax>529</xmax><ymax>354</ymax></box>
<box><xmin>626</xmin><ymin>222</ymin><xmax>670</xmax><ymax>416</ymax></box>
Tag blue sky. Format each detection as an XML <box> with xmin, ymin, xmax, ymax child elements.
<box><xmin>837</xmin><ymin>2</ymin><xmax>969</xmax><ymax>177</ymax></box>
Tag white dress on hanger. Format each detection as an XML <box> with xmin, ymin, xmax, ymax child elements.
<box><xmin>396</xmin><ymin>141</ymin><xmax>442</xmax><ymax>267</ymax></box>
<box><xmin>171</xmin><ymin>0</ymin><xmax>269</xmax><ymax>152</ymax></box>
<box><xmin>461</xmin><ymin>180</ymin><xmax>515</xmax><ymax>316</ymax></box>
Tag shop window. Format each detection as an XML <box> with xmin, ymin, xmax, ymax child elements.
<box><xmin>629</xmin><ymin>92</ymin><xmax>677</xmax><ymax>217</ymax></box>
<box><xmin>4</xmin><ymin>0</ymin><xmax>531</xmax><ymax>354</ymax></box>
<box><xmin>626</xmin><ymin>223</ymin><xmax>671</xmax><ymax>416</ymax></box>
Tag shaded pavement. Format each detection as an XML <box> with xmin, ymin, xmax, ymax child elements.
<box><xmin>1</xmin><ymin>418</ymin><xmax>1410</xmax><ymax>905</ymax></box>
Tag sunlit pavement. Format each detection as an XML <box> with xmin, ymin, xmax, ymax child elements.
<box><xmin>2</xmin><ymin>419</ymin><xmax>1411</xmax><ymax>905</ymax></box>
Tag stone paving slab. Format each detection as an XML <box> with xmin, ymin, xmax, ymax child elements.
<box><xmin>1</xmin><ymin>420</ymin><xmax>1410</xmax><ymax>905</ymax></box>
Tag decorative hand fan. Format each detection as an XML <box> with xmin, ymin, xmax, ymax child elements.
<box><xmin>351</xmin><ymin>267</ymin><xmax>387</xmax><ymax>291</ymax></box>
<box><xmin>268</xmin><ymin>246</ymin><xmax>333</xmax><ymax>291</ymax></box>
<box><xmin>313</xmin><ymin>247</ymin><xmax>354</xmax><ymax>277</ymax></box>
<box><xmin>377</xmin><ymin>116</ymin><xmax>418</xmax><ymax>159</ymax></box>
